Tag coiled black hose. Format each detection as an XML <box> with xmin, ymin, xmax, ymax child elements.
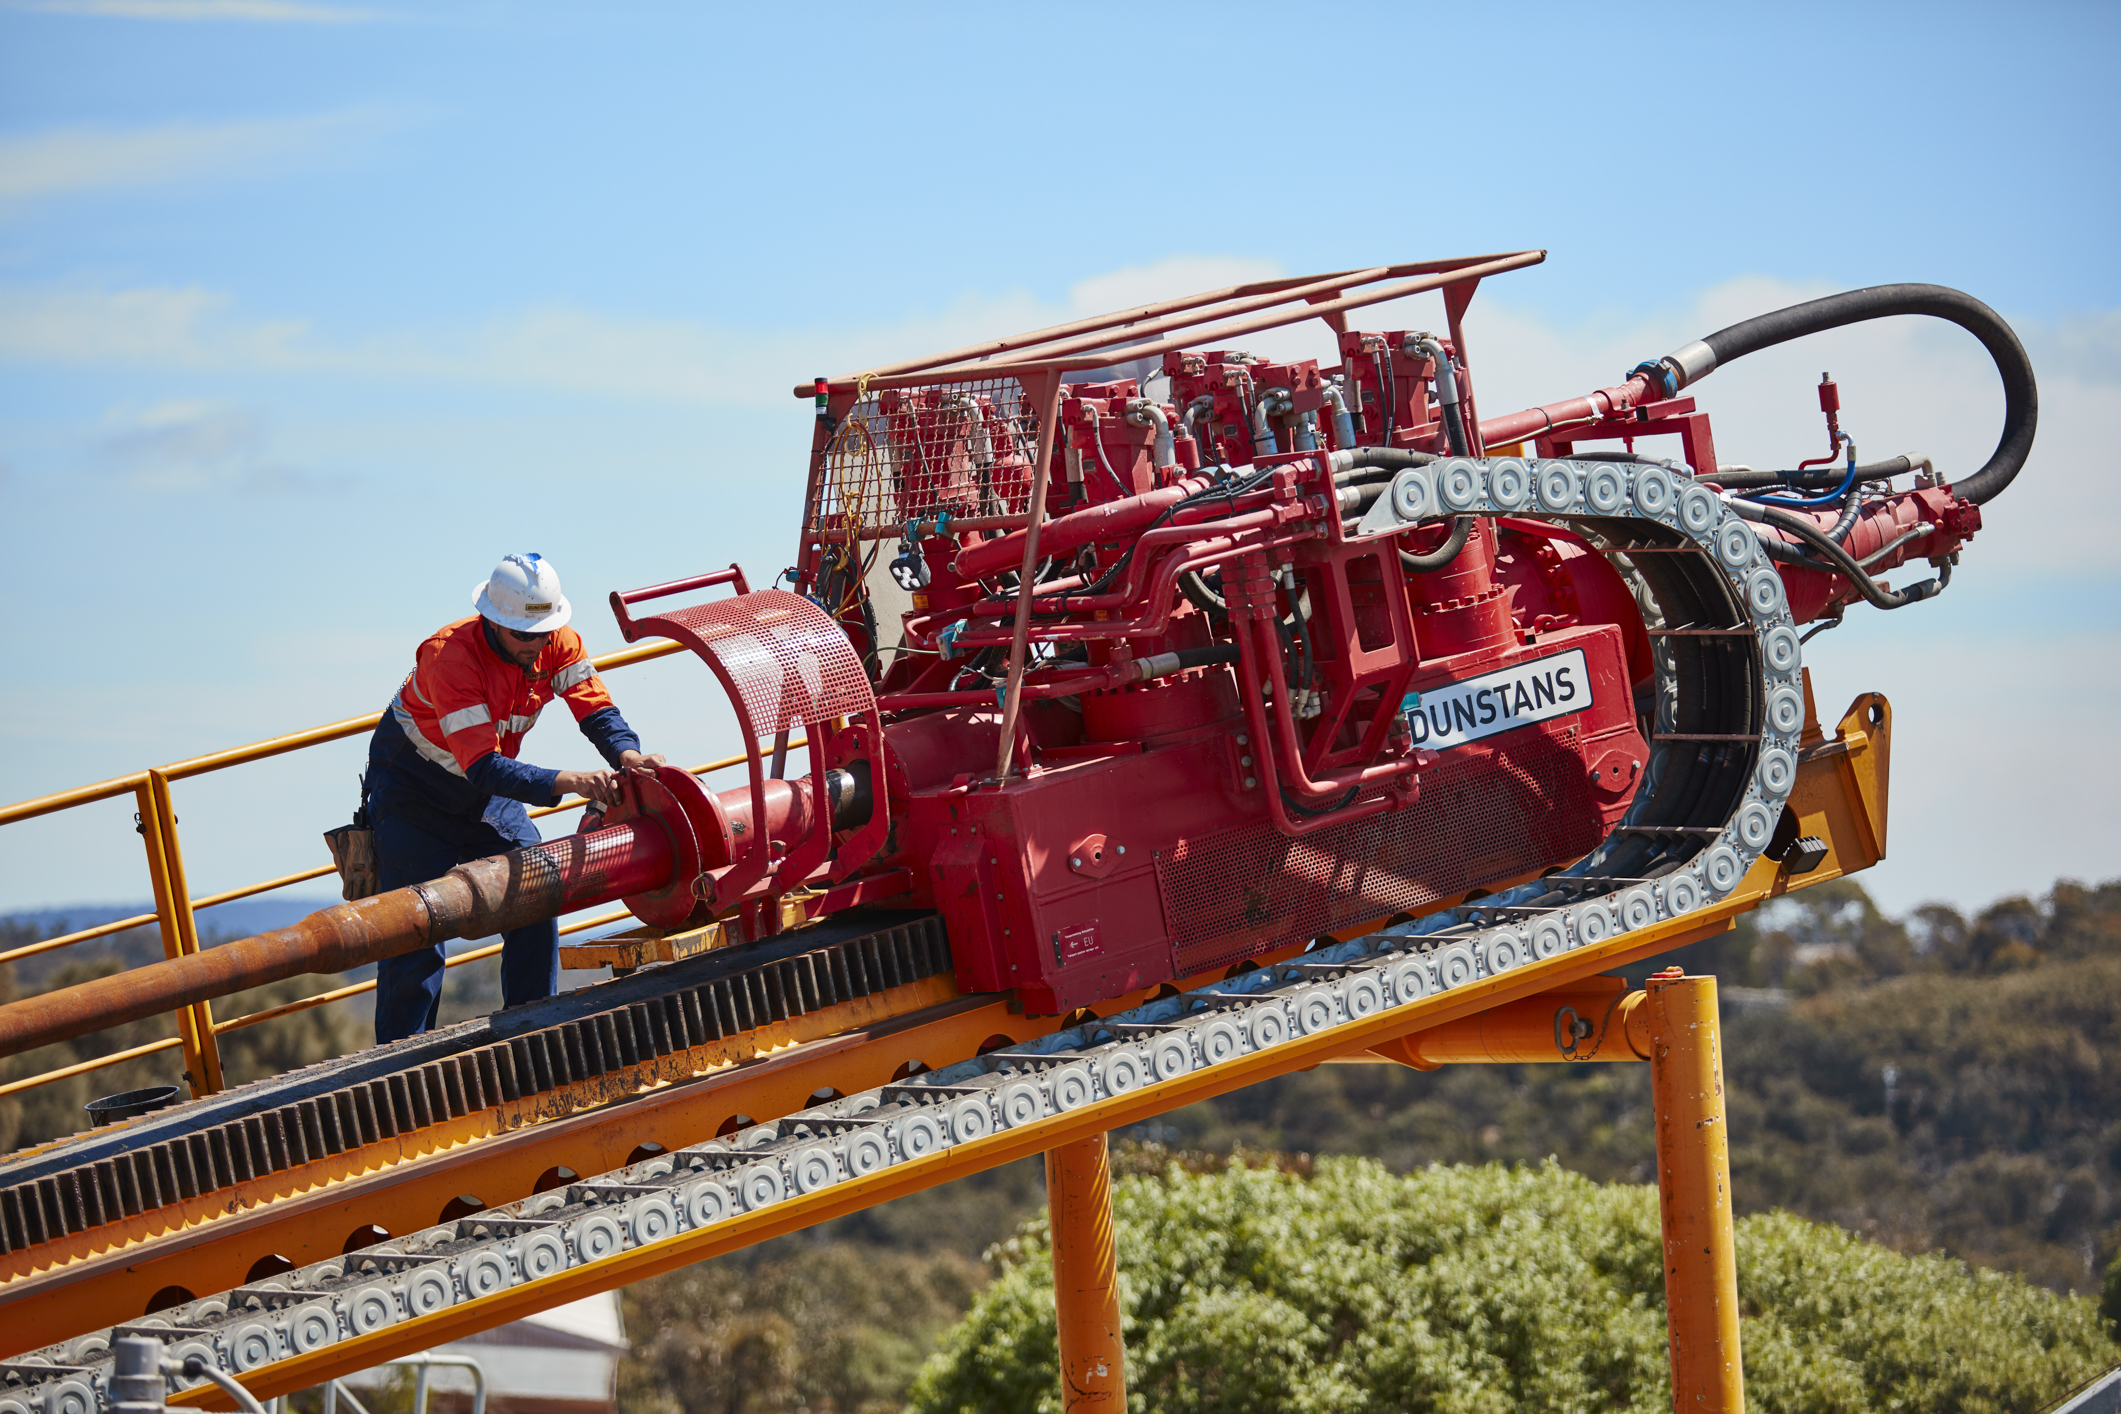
<box><xmin>1402</xmin><ymin>516</ymin><xmax>1476</xmax><ymax>570</ymax></box>
<box><xmin>1685</xmin><ymin>285</ymin><xmax>2035</xmax><ymax>505</ymax></box>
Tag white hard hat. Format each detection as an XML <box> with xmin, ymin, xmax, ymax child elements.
<box><xmin>473</xmin><ymin>553</ymin><xmax>573</xmax><ymax>632</ymax></box>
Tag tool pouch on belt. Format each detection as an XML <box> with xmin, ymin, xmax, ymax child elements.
<box><xmin>323</xmin><ymin>792</ymin><xmax>380</xmax><ymax>901</ymax></box>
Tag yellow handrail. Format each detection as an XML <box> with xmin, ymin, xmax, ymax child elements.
<box><xmin>0</xmin><ymin>637</ymin><xmax>798</xmax><ymax>1108</ymax></box>
<box><xmin>0</xmin><ymin>641</ymin><xmax>684</xmax><ymax>828</ymax></box>
<box><xmin>0</xmin><ymin>1036</ymin><xmax>187</xmax><ymax>1100</ymax></box>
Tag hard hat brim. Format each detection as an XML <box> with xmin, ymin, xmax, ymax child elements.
<box><xmin>473</xmin><ymin>581</ymin><xmax>573</xmax><ymax>633</ymax></box>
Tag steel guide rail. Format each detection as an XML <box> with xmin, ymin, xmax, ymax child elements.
<box><xmin>2</xmin><ymin>457</ymin><xmax>1803</xmax><ymax>1412</ymax></box>
<box><xmin>0</xmin><ymin>914</ymin><xmax>953</xmax><ymax>1267</ymax></box>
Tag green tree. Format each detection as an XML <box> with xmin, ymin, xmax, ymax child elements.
<box><xmin>909</xmin><ymin>1158</ymin><xmax>2112</xmax><ymax>1414</ymax></box>
<box><xmin>619</xmin><ymin>1243</ymin><xmax>982</xmax><ymax>1414</ymax></box>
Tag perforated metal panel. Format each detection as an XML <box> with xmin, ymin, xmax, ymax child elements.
<box><xmin>653</xmin><ymin>588</ymin><xmax>875</xmax><ymax>734</ymax></box>
<box><xmin>1157</xmin><ymin>725</ymin><xmax>1601</xmax><ymax>975</ymax></box>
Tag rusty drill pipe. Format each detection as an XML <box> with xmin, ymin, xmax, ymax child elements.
<box><xmin>0</xmin><ymin>817</ymin><xmax>677</xmax><ymax>1059</ymax></box>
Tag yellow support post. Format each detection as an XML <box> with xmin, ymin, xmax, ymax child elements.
<box><xmin>1646</xmin><ymin>970</ymin><xmax>1743</xmax><ymax>1411</ymax></box>
<box><xmin>1047</xmin><ymin>1132</ymin><xmax>1127</xmax><ymax>1410</ymax></box>
<box><xmin>135</xmin><ymin>770</ymin><xmax>224</xmax><ymax>1097</ymax></box>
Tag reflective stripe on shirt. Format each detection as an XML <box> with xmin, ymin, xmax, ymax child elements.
<box><xmin>551</xmin><ymin>659</ymin><xmax>597</xmax><ymax>693</ymax></box>
<box><xmin>391</xmin><ymin>692</ymin><xmax>469</xmax><ymax>777</ymax></box>
<box><xmin>439</xmin><ymin>703</ymin><xmax>493</xmax><ymax>737</ymax></box>
<box><xmin>502</xmin><ymin>710</ymin><xmax>541</xmax><ymax>734</ymax></box>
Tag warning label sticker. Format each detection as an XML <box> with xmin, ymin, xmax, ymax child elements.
<box><xmin>1401</xmin><ymin>648</ymin><xmax>1590</xmax><ymax>751</ymax></box>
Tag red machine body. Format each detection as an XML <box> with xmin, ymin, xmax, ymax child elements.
<box><xmin>591</xmin><ymin>257</ymin><xmax>1993</xmax><ymax>1016</ymax></box>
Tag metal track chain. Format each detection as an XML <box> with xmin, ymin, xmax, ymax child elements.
<box><xmin>0</xmin><ymin>918</ymin><xmax>952</xmax><ymax>1261</ymax></box>
<box><xmin>2</xmin><ymin>459</ymin><xmax>1800</xmax><ymax>1412</ymax></box>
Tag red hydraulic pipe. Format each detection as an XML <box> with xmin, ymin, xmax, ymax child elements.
<box><xmin>965</xmin><ymin>506</ymin><xmax>1284</xmax><ymax>619</ymax></box>
<box><xmin>1477</xmin><ymin>372</ymin><xmax>1662</xmax><ymax>449</ymax></box>
<box><xmin>949</xmin><ymin>530</ymin><xmax>1267</xmax><ymax>648</ymax></box>
<box><xmin>1225</xmin><ymin>579</ymin><xmax>1404</xmax><ymax>837</ymax></box>
<box><xmin>1244</xmin><ymin>610</ymin><xmax>1417</xmax><ymax>799</ymax></box>
<box><xmin>954</xmin><ymin>477</ymin><xmax>1213</xmax><ymax>580</ymax></box>
<box><xmin>1234</xmin><ymin>628</ymin><xmax>1396</xmax><ymax>838</ymax></box>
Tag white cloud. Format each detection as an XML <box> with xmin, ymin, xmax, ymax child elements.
<box><xmin>0</xmin><ymin>110</ymin><xmax>392</xmax><ymax>209</ymax></box>
<box><xmin>1063</xmin><ymin>255</ymin><xmax>1284</xmax><ymax>319</ymax></box>
<box><xmin>0</xmin><ymin>255</ymin><xmax>1288</xmax><ymax>407</ymax></box>
<box><xmin>12</xmin><ymin>0</ymin><xmax>374</xmax><ymax>21</ymax></box>
<box><xmin>1825</xmin><ymin>622</ymin><xmax>2121</xmax><ymax>915</ymax></box>
<box><xmin>94</xmin><ymin>398</ymin><xmax>334</xmax><ymax>493</ymax></box>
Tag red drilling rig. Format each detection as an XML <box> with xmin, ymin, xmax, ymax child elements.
<box><xmin>0</xmin><ymin>251</ymin><xmax>2033</xmax><ymax>1054</ymax></box>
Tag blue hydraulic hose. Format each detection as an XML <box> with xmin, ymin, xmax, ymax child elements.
<box><xmin>1741</xmin><ymin>437</ymin><xmax>1859</xmax><ymax>509</ymax></box>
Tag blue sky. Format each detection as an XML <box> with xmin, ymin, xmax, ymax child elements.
<box><xmin>1</xmin><ymin>0</ymin><xmax>2116</xmax><ymax>921</ymax></box>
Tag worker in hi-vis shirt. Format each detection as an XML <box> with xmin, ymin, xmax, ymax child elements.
<box><xmin>364</xmin><ymin>554</ymin><xmax>665</xmax><ymax>1042</ymax></box>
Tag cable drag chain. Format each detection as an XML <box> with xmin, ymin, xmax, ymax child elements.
<box><xmin>0</xmin><ymin>458</ymin><xmax>1800</xmax><ymax>1411</ymax></box>
<box><xmin>0</xmin><ymin>914</ymin><xmax>951</xmax><ymax>1264</ymax></box>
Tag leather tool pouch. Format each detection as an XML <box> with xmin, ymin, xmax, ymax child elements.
<box><xmin>323</xmin><ymin>788</ymin><xmax>380</xmax><ymax>901</ymax></box>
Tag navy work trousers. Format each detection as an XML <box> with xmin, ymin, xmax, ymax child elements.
<box><xmin>369</xmin><ymin>794</ymin><xmax>558</xmax><ymax>1044</ymax></box>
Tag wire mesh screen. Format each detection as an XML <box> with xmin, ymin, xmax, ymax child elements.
<box><xmin>809</xmin><ymin>377</ymin><xmax>1043</xmax><ymax>542</ymax></box>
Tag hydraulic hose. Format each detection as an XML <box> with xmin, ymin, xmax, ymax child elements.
<box><xmin>1328</xmin><ymin>447</ymin><xmax>1437</xmax><ymax>474</ymax></box>
<box><xmin>1408</xmin><ymin>336</ymin><xmax>1470</xmax><ymax>456</ymax></box>
<box><xmin>1329</xmin><ymin>448</ymin><xmax>1466</xmax><ymax>570</ymax></box>
<box><xmin>1728</xmin><ymin>497</ymin><xmax>1942</xmax><ymax>609</ymax></box>
<box><xmin>1823</xmin><ymin>494</ymin><xmax>1863</xmax><ymax>546</ymax></box>
<box><xmin>1322</xmin><ymin>378</ymin><xmax>1358</xmax><ymax>449</ymax></box>
<box><xmin>1711</xmin><ymin>454</ymin><xmax>1922</xmax><ymax>490</ymax></box>
<box><xmin>1401</xmin><ymin>515</ymin><xmax>1475</xmax><ymax>571</ymax></box>
<box><xmin>1661</xmin><ymin>285</ymin><xmax>2034</xmax><ymax>505</ymax></box>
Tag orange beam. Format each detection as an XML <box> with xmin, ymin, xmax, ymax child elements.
<box><xmin>1047</xmin><ymin>1133</ymin><xmax>1127</xmax><ymax>1411</ymax></box>
<box><xmin>1363</xmin><ymin>976</ymin><xmax>1650</xmax><ymax>1069</ymax></box>
<box><xmin>1647</xmin><ymin>972</ymin><xmax>1744</xmax><ymax>1411</ymax></box>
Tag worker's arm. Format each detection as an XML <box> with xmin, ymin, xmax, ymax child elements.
<box><xmin>556</xmin><ymin>648</ymin><xmax>666</xmax><ymax>778</ymax></box>
<box><xmin>463</xmin><ymin>751</ymin><xmax>569</xmax><ymax>806</ymax></box>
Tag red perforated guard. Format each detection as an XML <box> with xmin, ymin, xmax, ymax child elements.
<box><xmin>620</xmin><ymin>581</ymin><xmax>889</xmax><ymax>910</ymax></box>
<box><xmin>647</xmin><ymin>589</ymin><xmax>876</xmax><ymax>735</ymax></box>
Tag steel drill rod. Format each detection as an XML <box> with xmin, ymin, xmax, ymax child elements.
<box><xmin>0</xmin><ymin>818</ymin><xmax>677</xmax><ymax>1059</ymax></box>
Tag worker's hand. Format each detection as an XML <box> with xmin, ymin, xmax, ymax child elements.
<box><xmin>554</xmin><ymin>768</ymin><xmax>625</xmax><ymax>808</ymax></box>
<box><xmin>619</xmin><ymin>750</ymin><xmax>668</xmax><ymax>776</ymax></box>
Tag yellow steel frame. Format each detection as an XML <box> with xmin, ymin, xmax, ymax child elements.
<box><xmin>0</xmin><ymin>677</ymin><xmax>1887</xmax><ymax>1388</ymax></box>
<box><xmin>78</xmin><ymin>684</ymin><xmax>1886</xmax><ymax>1407</ymax></box>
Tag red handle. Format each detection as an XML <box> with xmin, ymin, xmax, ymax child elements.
<box><xmin>617</xmin><ymin>564</ymin><xmax>750</xmax><ymax>605</ymax></box>
<box><xmin>610</xmin><ymin>564</ymin><xmax>750</xmax><ymax>640</ymax></box>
